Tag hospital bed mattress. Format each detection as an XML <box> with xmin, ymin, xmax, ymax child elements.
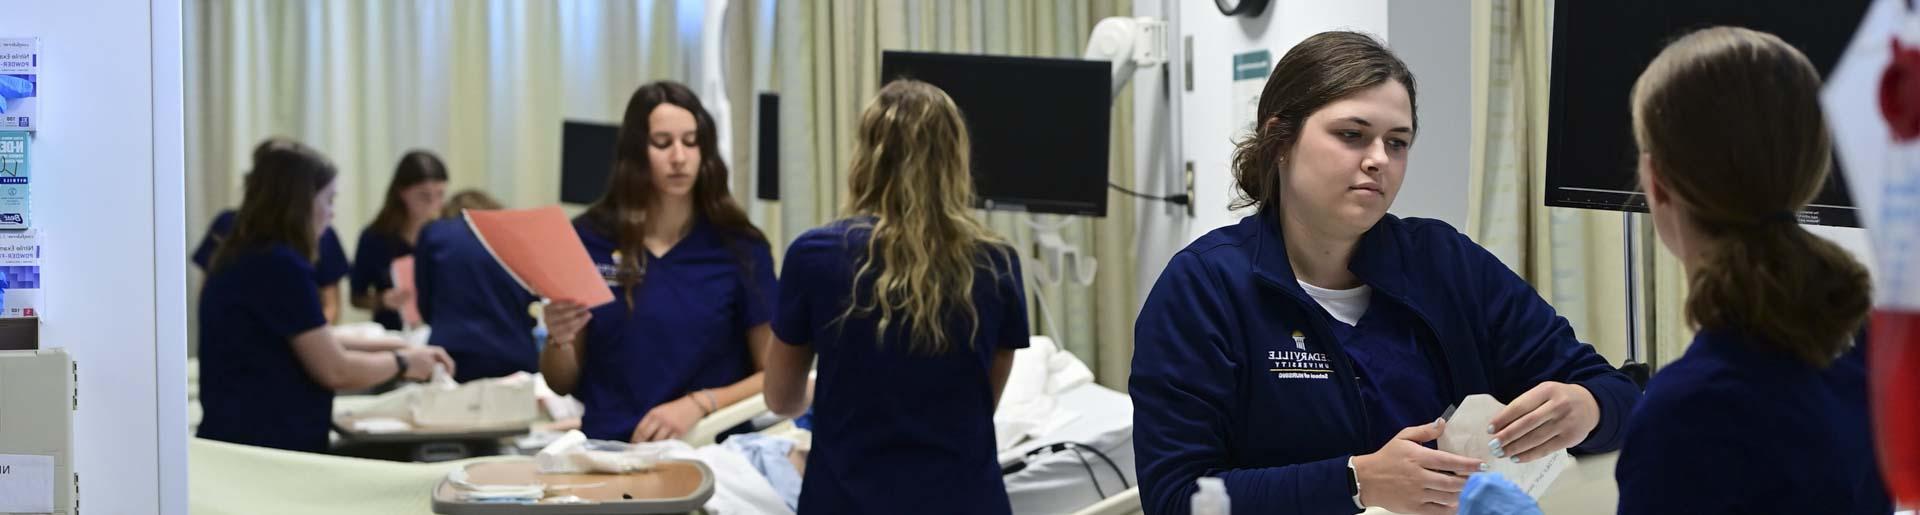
<box><xmin>1002</xmin><ymin>382</ymin><xmax>1137</xmax><ymax>515</ymax></box>
<box><xmin>192</xmin><ymin>437</ymin><xmax>479</xmax><ymax>515</ymax></box>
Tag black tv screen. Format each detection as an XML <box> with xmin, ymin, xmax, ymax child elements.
<box><xmin>1545</xmin><ymin>0</ymin><xmax>1869</xmax><ymax>227</ymax></box>
<box><xmin>561</xmin><ymin>121</ymin><xmax>618</xmax><ymax>205</ymax></box>
<box><xmin>757</xmin><ymin>93</ymin><xmax>780</xmax><ymax>201</ymax></box>
<box><xmin>880</xmin><ymin>51</ymin><xmax>1111</xmax><ymax>217</ymax></box>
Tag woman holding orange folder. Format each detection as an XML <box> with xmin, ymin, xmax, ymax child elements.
<box><xmin>416</xmin><ymin>190</ymin><xmax>543</xmax><ymax>382</ymax></box>
<box><xmin>540</xmin><ymin>81</ymin><xmax>777</xmax><ymax>443</ymax></box>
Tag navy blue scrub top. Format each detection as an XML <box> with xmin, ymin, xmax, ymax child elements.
<box><xmin>415</xmin><ymin>218</ymin><xmax>540</xmax><ymax>382</ymax></box>
<box><xmin>196</xmin><ymin>243</ymin><xmax>334</xmax><ymax>453</ymax></box>
<box><xmin>1129</xmin><ymin>213</ymin><xmax>1639</xmax><ymax>515</ymax></box>
<box><xmin>773</xmin><ymin>219</ymin><xmax>1030</xmax><ymax>515</ymax></box>
<box><xmin>193</xmin><ymin>209</ymin><xmax>350</xmax><ymax>286</ymax></box>
<box><xmin>1320</xmin><ymin>300</ymin><xmax>1452</xmax><ymax>445</ymax></box>
<box><xmin>1616</xmin><ymin>329</ymin><xmax>1891</xmax><ymax>514</ymax></box>
<box><xmin>573</xmin><ymin>217</ymin><xmax>777</xmax><ymax>442</ymax></box>
<box><xmin>351</xmin><ymin>228</ymin><xmax>414</xmax><ymax>331</ymax></box>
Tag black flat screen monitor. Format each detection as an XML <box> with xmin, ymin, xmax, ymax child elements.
<box><xmin>1546</xmin><ymin>0</ymin><xmax>1868</xmax><ymax>226</ymax></box>
<box><xmin>881</xmin><ymin>51</ymin><xmax>1111</xmax><ymax>217</ymax></box>
<box><xmin>561</xmin><ymin>121</ymin><xmax>619</xmax><ymax>205</ymax></box>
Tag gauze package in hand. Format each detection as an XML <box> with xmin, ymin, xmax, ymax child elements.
<box><xmin>1437</xmin><ymin>394</ymin><xmax>1573</xmax><ymax>499</ymax></box>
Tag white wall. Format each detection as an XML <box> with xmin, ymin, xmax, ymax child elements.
<box><xmin>0</xmin><ymin>2</ymin><xmax>187</xmax><ymax>514</ymax></box>
<box><xmin>1129</xmin><ymin>0</ymin><xmax>1190</xmax><ymax>309</ymax></box>
<box><xmin>1387</xmin><ymin>0</ymin><xmax>1471</xmax><ymax>229</ymax></box>
<box><xmin>1809</xmin><ymin>225</ymin><xmax>1878</xmax><ymax>277</ymax></box>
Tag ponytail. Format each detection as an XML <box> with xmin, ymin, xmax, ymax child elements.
<box><xmin>1686</xmin><ymin>224</ymin><xmax>1870</xmax><ymax>367</ymax></box>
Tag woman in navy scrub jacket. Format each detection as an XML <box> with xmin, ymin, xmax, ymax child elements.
<box><xmin>195</xmin><ymin>138</ymin><xmax>351</xmax><ymax>323</ymax></box>
<box><xmin>350</xmin><ymin>150</ymin><xmax>449</xmax><ymax>330</ymax></box>
<box><xmin>763</xmin><ymin>80</ymin><xmax>1029</xmax><ymax>515</ymax></box>
<box><xmin>197</xmin><ymin>141</ymin><xmax>456</xmax><ymax>453</ymax></box>
<box><xmin>415</xmin><ymin>190</ymin><xmax>541</xmax><ymax>382</ymax></box>
<box><xmin>1131</xmin><ymin>31</ymin><xmax>1640</xmax><ymax>515</ymax></box>
<box><xmin>542</xmin><ymin>81</ymin><xmax>778</xmax><ymax>443</ymax></box>
<box><xmin>1614</xmin><ymin>27</ymin><xmax>1889</xmax><ymax>513</ymax></box>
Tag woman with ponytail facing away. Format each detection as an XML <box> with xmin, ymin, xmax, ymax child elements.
<box><xmin>762</xmin><ymin>79</ymin><xmax>1029</xmax><ymax>515</ymax></box>
<box><xmin>1615</xmin><ymin>26</ymin><xmax>1890</xmax><ymax>514</ymax></box>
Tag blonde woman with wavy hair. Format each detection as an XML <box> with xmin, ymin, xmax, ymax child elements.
<box><xmin>764</xmin><ymin>79</ymin><xmax>1029</xmax><ymax>515</ymax></box>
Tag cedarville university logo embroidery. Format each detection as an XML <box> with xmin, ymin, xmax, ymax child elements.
<box><xmin>1268</xmin><ymin>330</ymin><xmax>1333</xmax><ymax>380</ymax></box>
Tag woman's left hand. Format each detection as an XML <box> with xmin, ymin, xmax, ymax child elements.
<box><xmin>630</xmin><ymin>396</ymin><xmax>706</xmax><ymax>443</ymax></box>
<box><xmin>1487</xmin><ymin>381</ymin><xmax>1599</xmax><ymax>463</ymax></box>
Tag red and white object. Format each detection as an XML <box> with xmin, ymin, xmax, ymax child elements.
<box><xmin>1826</xmin><ymin>0</ymin><xmax>1920</xmax><ymax>503</ymax></box>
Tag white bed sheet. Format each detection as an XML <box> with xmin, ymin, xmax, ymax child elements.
<box><xmin>1002</xmin><ymin>382</ymin><xmax>1137</xmax><ymax>515</ymax></box>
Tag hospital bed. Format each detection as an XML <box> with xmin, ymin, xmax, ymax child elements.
<box><xmin>188</xmin><ymin>438</ymin><xmax>1622</xmax><ymax>515</ymax></box>
<box><xmin>186</xmin><ymin>329</ymin><xmax>1626</xmax><ymax>515</ymax></box>
<box><xmin>700</xmin><ymin>336</ymin><xmax>1145</xmax><ymax>515</ymax></box>
<box><xmin>188</xmin><ymin>334</ymin><xmax>1141</xmax><ymax>514</ymax></box>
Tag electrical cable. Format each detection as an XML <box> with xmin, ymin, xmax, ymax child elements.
<box><xmin>1109</xmin><ymin>182</ymin><xmax>1189</xmax><ymax>205</ymax></box>
<box><xmin>1068</xmin><ymin>445</ymin><xmax>1107</xmax><ymax>500</ymax></box>
<box><xmin>1003</xmin><ymin>441</ymin><xmax>1134</xmax><ymax>501</ymax></box>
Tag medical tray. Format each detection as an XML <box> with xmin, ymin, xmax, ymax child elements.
<box><xmin>430</xmin><ymin>458</ymin><xmax>714</xmax><ymax>514</ymax></box>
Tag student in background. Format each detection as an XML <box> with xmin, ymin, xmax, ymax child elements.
<box><xmin>415</xmin><ymin>189</ymin><xmax>541</xmax><ymax>382</ymax></box>
<box><xmin>350</xmin><ymin>150</ymin><xmax>449</xmax><ymax>331</ymax></box>
<box><xmin>198</xmin><ymin>140</ymin><xmax>454</xmax><ymax>453</ymax></box>
<box><xmin>194</xmin><ymin>138</ymin><xmax>351</xmax><ymax>322</ymax></box>
<box><xmin>541</xmin><ymin>81</ymin><xmax>777</xmax><ymax>443</ymax></box>
<box><xmin>762</xmin><ymin>79</ymin><xmax>1028</xmax><ymax>515</ymax></box>
<box><xmin>1614</xmin><ymin>26</ymin><xmax>1890</xmax><ymax>514</ymax></box>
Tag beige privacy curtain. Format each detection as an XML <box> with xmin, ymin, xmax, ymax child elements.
<box><xmin>1468</xmin><ymin>0</ymin><xmax>1691</xmax><ymax>367</ymax></box>
<box><xmin>771</xmin><ymin>0</ymin><xmax>1138</xmax><ymax>388</ymax></box>
<box><xmin>187</xmin><ymin>0</ymin><xmax>776</xmax><ymax>330</ymax></box>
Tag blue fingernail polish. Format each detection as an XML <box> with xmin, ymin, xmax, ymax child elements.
<box><xmin>1510</xmin><ymin>457</ymin><xmax>1521</xmax><ymax>464</ymax></box>
<box><xmin>1478</xmin><ymin>462</ymin><xmax>1490</xmax><ymax>472</ymax></box>
<box><xmin>1488</xmin><ymin>438</ymin><xmax>1502</xmax><ymax>449</ymax></box>
<box><xmin>1486</xmin><ymin>424</ymin><xmax>1495</xmax><ymax>434</ymax></box>
<box><xmin>1492</xmin><ymin>448</ymin><xmax>1505</xmax><ymax>458</ymax></box>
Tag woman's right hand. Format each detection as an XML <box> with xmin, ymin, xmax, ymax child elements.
<box><xmin>399</xmin><ymin>346</ymin><xmax>455</xmax><ymax>381</ymax></box>
<box><xmin>381</xmin><ymin>287</ymin><xmax>414</xmax><ymax>311</ymax></box>
<box><xmin>1352</xmin><ymin>418</ymin><xmax>1487</xmax><ymax>515</ymax></box>
<box><xmin>543</xmin><ymin>301</ymin><xmax>592</xmax><ymax>349</ymax></box>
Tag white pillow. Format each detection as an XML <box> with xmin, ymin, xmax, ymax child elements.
<box><xmin>992</xmin><ymin>336</ymin><xmax>1059</xmax><ymax>450</ymax></box>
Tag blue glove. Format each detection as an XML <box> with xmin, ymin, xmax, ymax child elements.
<box><xmin>0</xmin><ymin>75</ymin><xmax>30</xmax><ymax>114</ymax></box>
<box><xmin>1457</xmin><ymin>473</ymin><xmax>1543</xmax><ymax>515</ymax></box>
<box><xmin>793</xmin><ymin>407</ymin><xmax>813</xmax><ymax>431</ymax></box>
<box><xmin>0</xmin><ymin>75</ymin><xmax>32</xmax><ymax>100</ymax></box>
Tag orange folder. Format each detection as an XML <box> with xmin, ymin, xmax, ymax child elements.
<box><xmin>464</xmin><ymin>206</ymin><xmax>615</xmax><ymax>308</ymax></box>
<box><xmin>390</xmin><ymin>256</ymin><xmax>422</xmax><ymax>327</ymax></box>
